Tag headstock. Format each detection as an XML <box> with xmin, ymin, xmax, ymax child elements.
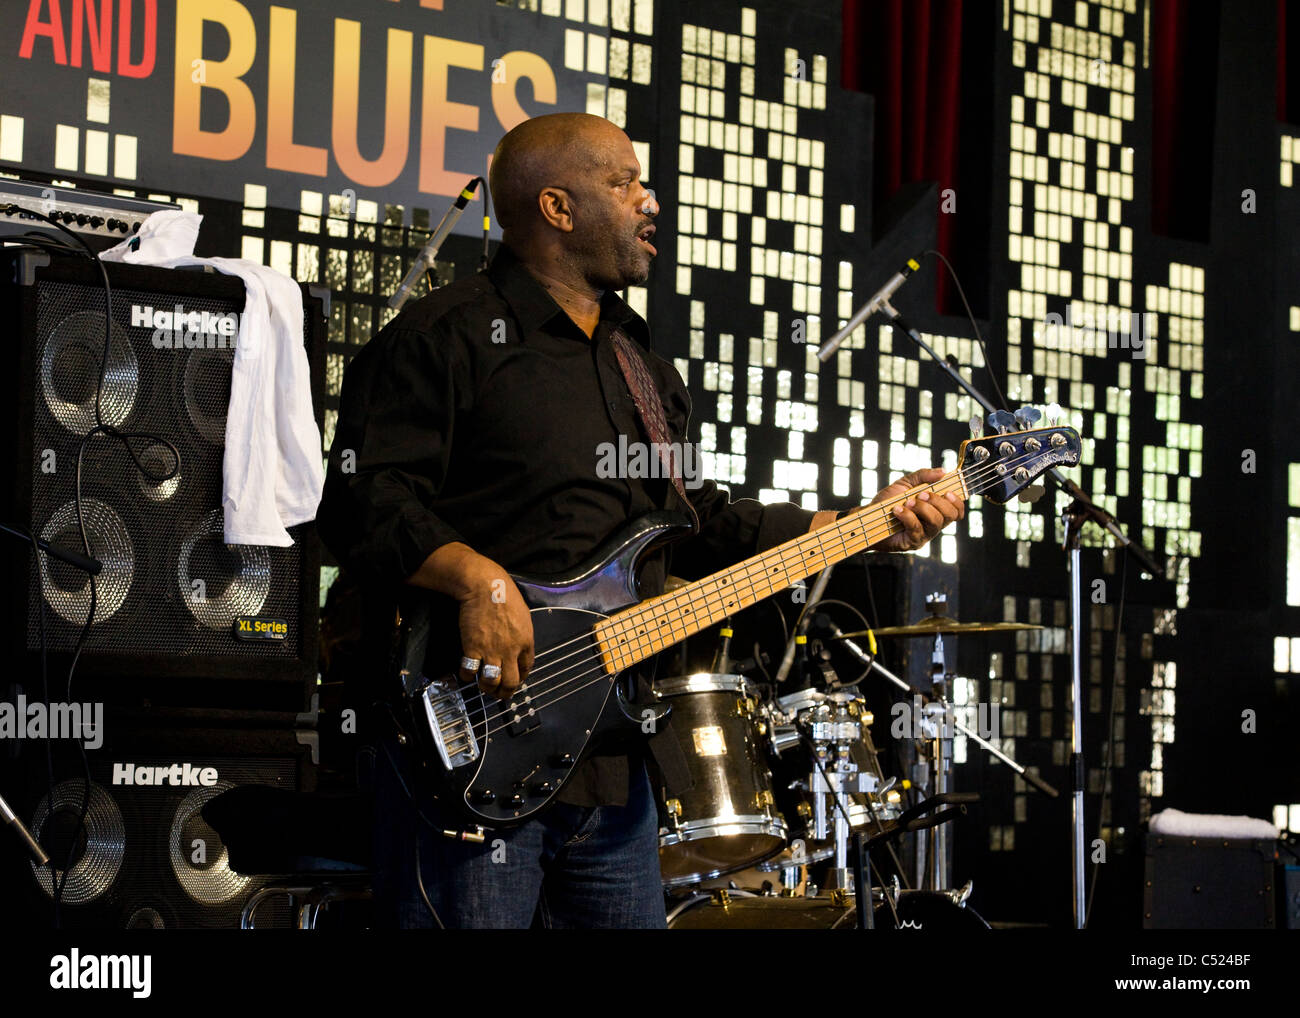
<box><xmin>957</xmin><ymin>406</ymin><xmax>1082</xmax><ymax>505</ymax></box>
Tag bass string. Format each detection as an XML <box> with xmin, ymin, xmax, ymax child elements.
<box><xmin>464</xmin><ymin>444</ymin><xmax>1061</xmax><ymax>736</ymax></box>
<box><xmin>591</xmin><ymin>443</ymin><xmax>1053</xmax><ymax>670</ymax></box>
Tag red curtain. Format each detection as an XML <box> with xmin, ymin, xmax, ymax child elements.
<box><xmin>1150</xmin><ymin>0</ymin><xmax>1218</xmax><ymax>240</ymax></box>
<box><xmin>1280</xmin><ymin>0</ymin><xmax>1288</xmax><ymax>121</ymax></box>
<box><xmin>842</xmin><ymin>0</ymin><xmax>964</xmax><ymax>311</ymax></box>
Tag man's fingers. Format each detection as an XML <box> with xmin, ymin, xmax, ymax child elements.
<box><xmin>910</xmin><ymin>497</ymin><xmax>946</xmax><ymax>532</ymax></box>
<box><xmin>477</xmin><ymin>659</ymin><xmax>504</xmax><ymax>697</ymax></box>
<box><xmin>519</xmin><ymin>645</ymin><xmax>535</xmax><ymax>685</ymax></box>
<box><xmin>891</xmin><ymin>504</ymin><xmax>926</xmax><ymax>546</ymax></box>
<box><xmin>459</xmin><ymin>649</ymin><xmax>485</xmax><ymax>685</ymax></box>
<box><xmin>496</xmin><ymin>660</ymin><xmax>522</xmax><ymax>702</ymax></box>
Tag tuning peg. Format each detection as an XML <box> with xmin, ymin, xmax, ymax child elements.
<box><xmin>986</xmin><ymin>409</ymin><xmax>1016</xmax><ymax>434</ymax></box>
<box><xmin>1014</xmin><ymin>406</ymin><xmax>1042</xmax><ymax>430</ymax></box>
<box><xmin>969</xmin><ymin>416</ymin><xmax>983</xmax><ymax>439</ymax></box>
<box><xmin>1044</xmin><ymin>402</ymin><xmax>1063</xmax><ymax>427</ymax></box>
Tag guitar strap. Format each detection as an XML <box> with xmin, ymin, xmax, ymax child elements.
<box><xmin>610</xmin><ymin>327</ymin><xmax>700</xmax><ymax>533</ymax></box>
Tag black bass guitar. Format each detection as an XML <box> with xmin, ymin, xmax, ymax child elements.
<box><xmin>393</xmin><ymin>421</ymin><xmax>1081</xmax><ymax>827</ymax></box>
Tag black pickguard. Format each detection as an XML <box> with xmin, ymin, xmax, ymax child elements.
<box><xmin>395</xmin><ymin>512</ymin><xmax>692</xmax><ymax>827</ymax></box>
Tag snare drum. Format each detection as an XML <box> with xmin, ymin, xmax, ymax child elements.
<box><xmin>657</xmin><ymin>674</ymin><xmax>787</xmax><ymax>887</ymax></box>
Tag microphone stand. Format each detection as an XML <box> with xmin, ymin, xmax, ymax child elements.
<box><xmin>827</xmin><ymin>299</ymin><xmax>1158</xmax><ymax>929</ymax></box>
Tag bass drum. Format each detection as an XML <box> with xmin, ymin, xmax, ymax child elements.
<box><xmin>657</xmin><ymin>675</ymin><xmax>787</xmax><ymax>888</ymax></box>
<box><xmin>666</xmin><ymin>891</ymin><xmax>991</xmax><ymax>930</ymax></box>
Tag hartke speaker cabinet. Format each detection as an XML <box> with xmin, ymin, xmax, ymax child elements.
<box><xmin>7</xmin><ymin>720</ymin><xmax>316</xmax><ymax>929</ymax></box>
<box><xmin>1</xmin><ymin>251</ymin><xmax>326</xmax><ymax>698</ymax></box>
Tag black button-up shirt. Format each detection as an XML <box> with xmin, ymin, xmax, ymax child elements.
<box><xmin>319</xmin><ymin>244</ymin><xmax>817</xmax><ymax>805</ymax></box>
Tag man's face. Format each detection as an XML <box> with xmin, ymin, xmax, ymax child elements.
<box><xmin>565</xmin><ymin>129</ymin><xmax>660</xmax><ymax>290</ymax></box>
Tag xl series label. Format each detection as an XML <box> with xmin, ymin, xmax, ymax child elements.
<box><xmin>232</xmin><ymin>616</ymin><xmax>288</xmax><ymax>641</ymax></box>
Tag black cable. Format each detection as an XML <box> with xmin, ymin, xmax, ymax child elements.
<box><xmin>414</xmin><ymin>838</ymin><xmax>446</xmax><ymax>929</ymax></box>
<box><xmin>478</xmin><ymin>176</ymin><xmax>492</xmax><ymax>272</ymax></box>
<box><xmin>26</xmin><ymin>529</ymin><xmax>59</xmax><ymax>928</ymax></box>
<box><xmin>373</xmin><ymin>716</ymin><xmax>453</xmax><ymax>929</ymax></box>
<box><xmin>923</xmin><ymin>248</ymin><xmax>1010</xmax><ymax>411</ymax></box>
<box><xmin>1085</xmin><ymin>544</ymin><xmax>1129</xmax><ymax>927</ymax></box>
<box><xmin>804</xmin><ymin>596</ymin><xmax>872</xmax><ymax>686</ymax></box>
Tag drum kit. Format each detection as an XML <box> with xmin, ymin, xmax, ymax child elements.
<box><xmin>657</xmin><ymin>576</ymin><xmax>1057</xmax><ymax>929</ymax></box>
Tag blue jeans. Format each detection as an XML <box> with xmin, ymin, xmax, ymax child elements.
<box><xmin>367</xmin><ymin>740</ymin><xmax>667</xmax><ymax>929</ymax></box>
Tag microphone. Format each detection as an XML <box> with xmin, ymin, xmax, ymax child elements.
<box><xmin>773</xmin><ymin>564</ymin><xmax>835</xmax><ymax>684</ymax></box>
<box><xmin>817</xmin><ymin>255</ymin><xmax>920</xmax><ymax>362</ymax></box>
<box><xmin>709</xmin><ymin>620</ymin><xmax>734</xmax><ymax>674</ymax></box>
<box><xmin>388</xmin><ymin>177</ymin><xmax>482</xmax><ymax>311</ymax></box>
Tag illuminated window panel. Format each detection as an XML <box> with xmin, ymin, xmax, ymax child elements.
<box><xmin>1282</xmin><ymin>135</ymin><xmax>1300</xmax><ymax>187</ymax></box>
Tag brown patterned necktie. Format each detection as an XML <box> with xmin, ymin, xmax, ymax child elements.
<box><xmin>610</xmin><ymin>327</ymin><xmax>700</xmax><ymax>532</ymax></box>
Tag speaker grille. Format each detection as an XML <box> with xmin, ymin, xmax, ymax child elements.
<box><xmin>26</xmin><ymin>751</ymin><xmax>302</xmax><ymax>928</ymax></box>
<box><xmin>30</xmin><ymin>780</ymin><xmax>125</xmax><ymax>906</ymax></box>
<box><xmin>23</xmin><ymin>276</ymin><xmax>308</xmax><ymax>664</ymax></box>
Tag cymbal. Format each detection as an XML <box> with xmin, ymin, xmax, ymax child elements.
<box><xmin>835</xmin><ymin>617</ymin><xmax>1045</xmax><ymax>638</ymax></box>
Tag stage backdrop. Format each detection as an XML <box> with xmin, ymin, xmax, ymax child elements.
<box><xmin>4</xmin><ymin>0</ymin><xmax>1298</xmax><ymax>927</ymax></box>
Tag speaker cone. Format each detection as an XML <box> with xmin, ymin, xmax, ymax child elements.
<box><xmin>30</xmin><ymin>780</ymin><xmax>125</xmax><ymax>906</ymax></box>
<box><xmin>40</xmin><ymin>311</ymin><xmax>137</xmax><ymax>433</ymax></box>
<box><xmin>177</xmin><ymin>510</ymin><xmax>270</xmax><ymax>630</ymax></box>
<box><xmin>38</xmin><ymin>498</ymin><xmax>135</xmax><ymax>626</ymax></box>
<box><xmin>169</xmin><ymin>781</ymin><xmax>252</xmax><ymax>905</ymax></box>
<box><xmin>182</xmin><ymin>346</ymin><xmax>234</xmax><ymax>444</ymax></box>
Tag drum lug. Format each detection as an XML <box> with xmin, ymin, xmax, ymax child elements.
<box><xmin>754</xmin><ymin>790</ymin><xmax>775</xmax><ymax>810</ymax></box>
<box><xmin>665</xmin><ymin>797</ymin><xmax>682</xmax><ymax>831</ymax></box>
<box><xmin>710</xmin><ymin>889</ymin><xmax>732</xmax><ymax>910</ymax></box>
<box><xmin>828</xmin><ymin>888</ymin><xmax>850</xmax><ymax>908</ymax></box>
<box><xmin>736</xmin><ymin>697</ymin><xmax>755</xmax><ymax>717</ymax></box>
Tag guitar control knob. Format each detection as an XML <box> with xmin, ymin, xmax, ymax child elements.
<box><xmin>530</xmin><ymin>781</ymin><xmax>556</xmax><ymax>797</ymax></box>
<box><xmin>549</xmin><ymin>753</ymin><xmax>575</xmax><ymax>768</ymax></box>
<box><xmin>507</xmin><ymin>793</ymin><xmax>525</xmax><ymax>808</ymax></box>
<box><xmin>471</xmin><ymin>789</ymin><xmax>496</xmax><ymax>805</ymax></box>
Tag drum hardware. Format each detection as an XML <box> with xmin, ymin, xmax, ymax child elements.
<box><xmin>830</xmin><ymin>620</ymin><xmax>1057</xmax><ymax>891</ymax></box>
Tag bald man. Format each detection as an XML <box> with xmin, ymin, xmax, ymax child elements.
<box><xmin>319</xmin><ymin>113</ymin><xmax>961</xmax><ymax>929</ymax></box>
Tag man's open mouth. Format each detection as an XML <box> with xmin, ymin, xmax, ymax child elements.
<box><xmin>636</xmin><ymin>224</ymin><xmax>657</xmax><ymax>255</ymax></box>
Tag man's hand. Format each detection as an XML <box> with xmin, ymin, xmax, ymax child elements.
<box><xmin>408</xmin><ymin>544</ymin><xmax>535</xmax><ymax>701</ymax></box>
<box><xmin>867</xmin><ymin>467</ymin><xmax>964</xmax><ymax>553</ymax></box>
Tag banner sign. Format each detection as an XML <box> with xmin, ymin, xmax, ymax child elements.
<box><xmin>2</xmin><ymin>0</ymin><xmax>608</xmax><ymax>221</ymax></box>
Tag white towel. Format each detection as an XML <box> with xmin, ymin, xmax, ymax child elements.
<box><xmin>1149</xmin><ymin>808</ymin><xmax>1279</xmax><ymax>841</ymax></box>
<box><xmin>100</xmin><ymin>210</ymin><xmax>324</xmax><ymax>546</ymax></box>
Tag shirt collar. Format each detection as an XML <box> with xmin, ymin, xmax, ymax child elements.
<box><xmin>487</xmin><ymin>244</ymin><xmax>651</xmax><ymax>350</ymax></box>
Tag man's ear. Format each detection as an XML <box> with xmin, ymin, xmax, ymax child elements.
<box><xmin>537</xmin><ymin>187</ymin><xmax>575</xmax><ymax>233</ymax></box>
